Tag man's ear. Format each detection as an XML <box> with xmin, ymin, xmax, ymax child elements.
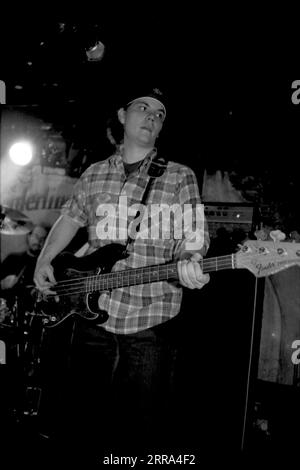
<box><xmin>117</xmin><ymin>108</ymin><xmax>126</xmax><ymax>124</ymax></box>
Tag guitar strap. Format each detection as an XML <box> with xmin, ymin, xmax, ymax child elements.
<box><xmin>123</xmin><ymin>153</ymin><xmax>168</xmax><ymax>253</ymax></box>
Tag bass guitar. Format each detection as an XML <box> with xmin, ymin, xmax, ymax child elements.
<box><xmin>34</xmin><ymin>240</ymin><xmax>300</xmax><ymax>328</ymax></box>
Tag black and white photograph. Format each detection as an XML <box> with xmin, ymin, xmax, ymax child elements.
<box><xmin>1</xmin><ymin>15</ymin><xmax>300</xmax><ymax>467</ymax></box>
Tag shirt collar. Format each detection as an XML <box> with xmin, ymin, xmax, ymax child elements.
<box><xmin>109</xmin><ymin>145</ymin><xmax>157</xmax><ymax>173</ymax></box>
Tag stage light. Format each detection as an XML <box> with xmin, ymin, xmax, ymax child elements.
<box><xmin>85</xmin><ymin>40</ymin><xmax>105</xmax><ymax>62</ymax></box>
<box><xmin>9</xmin><ymin>141</ymin><xmax>33</xmax><ymax>166</ymax></box>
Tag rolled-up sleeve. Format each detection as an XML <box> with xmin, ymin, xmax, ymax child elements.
<box><xmin>174</xmin><ymin>168</ymin><xmax>210</xmax><ymax>258</ymax></box>
<box><xmin>61</xmin><ymin>177</ymin><xmax>88</xmax><ymax>227</ymax></box>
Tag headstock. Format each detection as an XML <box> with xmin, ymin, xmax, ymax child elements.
<box><xmin>235</xmin><ymin>241</ymin><xmax>300</xmax><ymax>277</ymax></box>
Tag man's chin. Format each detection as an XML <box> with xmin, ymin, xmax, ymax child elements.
<box><xmin>138</xmin><ymin>136</ymin><xmax>155</xmax><ymax>147</ymax></box>
<box><xmin>29</xmin><ymin>248</ymin><xmax>40</xmax><ymax>256</ymax></box>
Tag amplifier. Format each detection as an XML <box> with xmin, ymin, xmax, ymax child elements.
<box><xmin>204</xmin><ymin>202</ymin><xmax>256</xmax><ymax>238</ymax></box>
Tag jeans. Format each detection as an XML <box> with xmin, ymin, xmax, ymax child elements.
<box><xmin>63</xmin><ymin>318</ymin><xmax>180</xmax><ymax>454</ymax></box>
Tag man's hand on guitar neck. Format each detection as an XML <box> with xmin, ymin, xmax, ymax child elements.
<box><xmin>177</xmin><ymin>252</ymin><xmax>210</xmax><ymax>290</ymax></box>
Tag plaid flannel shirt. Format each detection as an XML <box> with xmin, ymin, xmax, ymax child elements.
<box><xmin>61</xmin><ymin>148</ymin><xmax>210</xmax><ymax>334</ymax></box>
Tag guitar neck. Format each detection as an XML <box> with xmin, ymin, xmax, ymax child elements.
<box><xmin>46</xmin><ymin>239</ymin><xmax>300</xmax><ymax>300</ymax></box>
<box><xmin>89</xmin><ymin>254</ymin><xmax>235</xmax><ymax>291</ymax></box>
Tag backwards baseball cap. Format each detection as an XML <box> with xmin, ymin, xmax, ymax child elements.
<box><xmin>125</xmin><ymin>87</ymin><xmax>167</xmax><ymax>116</ymax></box>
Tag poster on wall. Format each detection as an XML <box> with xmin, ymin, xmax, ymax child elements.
<box><xmin>0</xmin><ymin>164</ymin><xmax>77</xmax><ymax>227</ymax></box>
<box><xmin>0</xmin><ymin>161</ymin><xmax>78</xmax><ymax>259</ymax></box>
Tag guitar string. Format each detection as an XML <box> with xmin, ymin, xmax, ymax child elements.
<box><xmin>51</xmin><ymin>264</ymin><xmax>235</xmax><ymax>297</ymax></box>
<box><xmin>48</xmin><ymin>259</ymin><xmax>235</xmax><ymax>295</ymax></box>
<box><xmin>48</xmin><ymin>254</ymin><xmax>234</xmax><ymax>289</ymax></box>
<box><xmin>38</xmin><ymin>243</ymin><xmax>297</xmax><ymax>296</ymax></box>
<box><xmin>49</xmin><ymin>257</ymin><xmax>234</xmax><ymax>291</ymax></box>
<box><xmin>45</xmin><ymin>259</ymin><xmax>235</xmax><ymax>297</ymax></box>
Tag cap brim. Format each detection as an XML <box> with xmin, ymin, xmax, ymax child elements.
<box><xmin>127</xmin><ymin>96</ymin><xmax>166</xmax><ymax>116</ymax></box>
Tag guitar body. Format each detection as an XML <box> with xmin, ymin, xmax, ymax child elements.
<box><xmin>37</xmin><ymin>243</ymin><xmax>127</xmax><ymax>328</ymax></box>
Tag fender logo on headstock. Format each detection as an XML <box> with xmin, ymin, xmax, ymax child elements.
<box><xmin>236</xmin><ymin>240</ymin><xmax>300</xmax><ymax>277</ymax></box>
<box><xmin>252</xmin><ymin>259</ymin><xmax>289</xmax><ymax>277</ymax></box>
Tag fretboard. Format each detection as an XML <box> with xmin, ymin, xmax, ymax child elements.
<box><xmin>82</xmin><ymin>253</ymin><xmax>236</xmax><ymax>293</ymax></box>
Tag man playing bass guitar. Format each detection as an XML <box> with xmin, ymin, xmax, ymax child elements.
<box><xmin>34</xmin><ymin>86</ymin><xmax>210</xmax><ymax>456</ymax></box>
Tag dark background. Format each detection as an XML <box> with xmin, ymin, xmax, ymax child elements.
<box><xmin>2</xmin><ymin>17</ymin><xmax>299</xmax><ymax>208</ymax></box>
<box><xmin>1</xmin><ymin>15</ymin><xmax>234</xmax><ymax>169</ymax></box>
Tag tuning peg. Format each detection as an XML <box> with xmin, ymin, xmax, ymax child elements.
<box><xmin>238</xmin><ymin>243</ymin><xmax>251</xmax><ymax>253</ymax></box>
<box><xmin>270</xmin><ymin>230</ymin><xmax>286</xmax><ymax>243</ymax></box>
